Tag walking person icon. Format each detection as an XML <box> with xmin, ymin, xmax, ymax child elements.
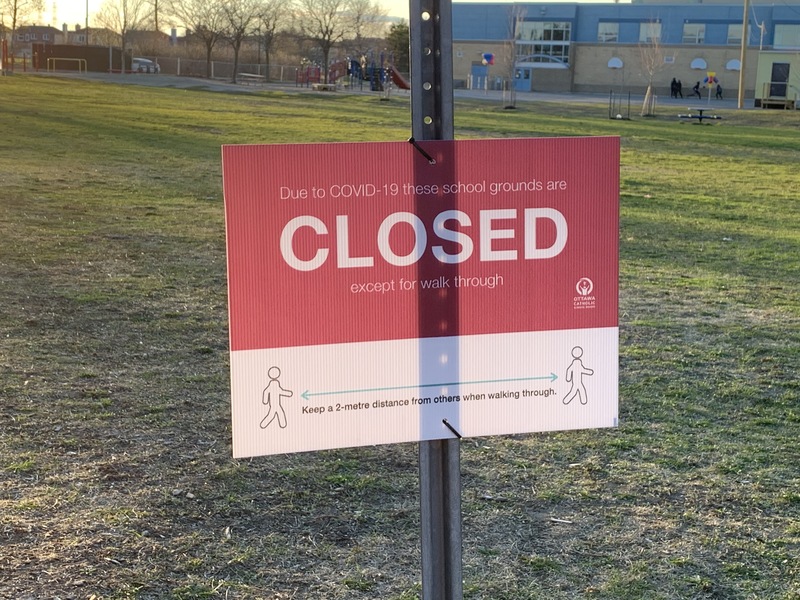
<box><xmin>563</xmin><ymin>347</ymin><xmax>594</xmax><ymax>405</ymax></box>
<box><xmin>260</xmin><ymin>366</ymin><xmax>293</xmax><ymax>429</ymax></box>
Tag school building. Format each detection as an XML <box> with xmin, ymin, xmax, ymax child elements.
<box><xmin>452</xmin><ymin>0</ymin><xmax>800</xmax><ymax>106</ymax></box>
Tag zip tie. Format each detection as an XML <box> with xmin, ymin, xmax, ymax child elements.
<box><xmin>442</xmin><ymin>418</ymin><xmax>462</xmax><ymax>439</ymax></box>
<box><xmin>408</xmin><ymin>137</ymin><xmax>436</xmax><ymax>165</ymax></box>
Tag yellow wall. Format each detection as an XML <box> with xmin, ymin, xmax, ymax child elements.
<box><xmin>755</xmin><ymin>52</ymin><xmax>800</xmax><ymax>102</ymax></box>
<box><xmin>573</xmin><ymin>44</ymin><xmax>757</xmax><ymax>97</ymax></box>
<box><xmin>452</xmin><ymin>40</ymin><xmax>760</xmax><ymax>97</ymax></box>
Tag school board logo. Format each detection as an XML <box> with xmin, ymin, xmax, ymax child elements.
<box><xmin>573</xmin><ymin>277</ymin><xmax>596</xmax><ymax>310</ymax></box>
<box><xmin>576</xmin><ymin>277</ymin><xmax>593</xmax><ymax>296</ymax></box>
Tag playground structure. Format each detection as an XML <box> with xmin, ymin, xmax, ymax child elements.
<box><xmin>297</xmin><ymin>53</ymin><xmax>410</xmax><ymax>92</ymax></box>
<box><xmin>1</xmin><ymin>40</ymin><xmax>32</xmax><ymax>73</ymax></box>
<box><xmin>295</xmin><ymin>65</ymin><xmax>321</xmax><ymax>87</ymax></box>
<box><xmin>359</xmin><ymin>52</ymin><xmax>410</xmax><ymax>91</ymax></box>
<box><xmin>678</xmin><ymin>106</ymin><xmax>722</xmax><ymax>123</ymax></box>
<box><xmin>388</xmin><ymin>65</ymin><xmax>411</xmax><ymax>90</ymax></box>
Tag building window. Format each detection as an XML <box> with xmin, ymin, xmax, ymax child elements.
<box><xmin>639</xmin><ymin>22</ymin><xmax>661</xmax><ymax>43</ymax></box>
<box><xmin>682</xmin><ymin>23</ymin><xmax>705</xmax><ymax>44</ymax></box>
<box><xmin>516</xmin><ymin>42</ymin><xmax>569</xmax><ymax>64</ymax></box>
<box><xmin>43</xmin><ymin>33</ymin><xmax>50</xmax><ymax>41</ymax></box>
<box><xmin>727</xmin><ymin>24</ymin><xmax>742</xmax><ymax>45</ymax></box>
<box><xmin>598</xmin><ymin>22</ymin><xmax>619</xmax><ymax>43</ymax></box>
<box><xmin>31</xmin><ymin>33</ymin><xmax>37</xmax><ymax>40</ymax></box>
<box><xmin>78</xmin><ymin>35</ymin><xmax>86</xmax><ymax>43</ymax></box>
<box><xmin>774</xmin><ymin>24</ymin><xmax>800</xmax><ymax>49</ymax></box>
<box><xmin>517</xmin><ymin>21</ymin><xmax>571</xmax><ymax>42</ymax></box>
<box><xmin>516</xmin><ymin>21</ymin><xmax>571</xmax><ymax>65</ymax></box>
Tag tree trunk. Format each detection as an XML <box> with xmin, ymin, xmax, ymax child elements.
<box><xmin>322</xmin><ymin>48</ymin><xmax>330</xmax><ymax>84</ymax></box>
<box><xmin>503</xmin><ymin>79</ymin><xmax>517</xmax><ymax>108</ymax></box>
<box><xmin>641</xmin><ymin>83</ymin><xmax>656</xmax><ymax>117</ymax></box>
<box><xmin>232</xmin><ymin>42</ymin><xmax>241</xmax><ymax>84</ymax></box>
<box><xmin>205</xmin><ymin>44</ymin><xmax>213</xmax><ymax>78</ymax></box>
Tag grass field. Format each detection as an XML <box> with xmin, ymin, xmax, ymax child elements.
<box><xmin>1</xmin><ymin>75</ymin><xmax>798</xmax><ymax>599</ymax></box>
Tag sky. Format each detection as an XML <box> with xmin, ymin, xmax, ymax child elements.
<box><xmin>45</xmin><ymin>0</ymin><xmax>408</xmax><ymax>29</ymax></box>
<box><xmin>44</xmin><ymin>0</ymin><xmax>616</xmax><ymax>32</ymax></box>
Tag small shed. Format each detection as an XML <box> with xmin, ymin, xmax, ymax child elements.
<box><xmin>754</xmin><ymin>51</ymin><xmax>800</xmax><ymax>109</ymax></box>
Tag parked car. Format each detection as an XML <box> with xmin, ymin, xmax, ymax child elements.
<box><xmin>132</xmin><ymin>58</ymin><xmax>160</xmax><ymax>74</ymax></box>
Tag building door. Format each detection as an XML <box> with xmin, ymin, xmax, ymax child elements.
<box><xmin>769</xmin><ymin>62</ymin><xmax>790</xmax><ymax>97</ymax></box>
<box><xmin>514</xmin><ymin>67</ymin><xmax>532</xmax><ymax>92</ymax></box>
<box><xmin>470</xmin><ymin>64</ymin><xmax>488</xmax><ymax>90</ymax></box>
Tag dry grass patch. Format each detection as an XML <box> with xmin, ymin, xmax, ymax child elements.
<box><xmin>1</xmin><ymin>76</ymin><xmax>798</xmax><ymax>599</ymax></box>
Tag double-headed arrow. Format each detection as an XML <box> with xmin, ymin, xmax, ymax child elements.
<box><xmin>301</xmin><ymin>373</ymin><xmax>558</xmax><ymax>401</ymax></box>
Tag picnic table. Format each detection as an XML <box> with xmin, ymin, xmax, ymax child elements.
<box><xmin>238</xmin><ymin>73</ymin><xmax>266</xmax><ymax>85</ymax></box>
<box><xmin>678</xmin><ymin>107</ymin><xmax>722</xmax><ymax>123</ymax></box>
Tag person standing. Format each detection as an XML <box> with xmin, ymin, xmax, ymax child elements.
<box><xmin>676</xmin><ymin>79</ymin><xmax>683</xmax><ymax>98</ymax></box>
<box><xmin>692</xmin><ymin>81</ymin><xmax>702</xmax><ymax>99</ymax></box>
<box><xmin>716</xmin><ymin>83</ymin><xmax>723</xmax><ymax>100</ymax></box>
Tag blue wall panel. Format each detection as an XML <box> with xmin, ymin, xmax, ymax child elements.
<box><xmin>453</xmin><ymin>2</ymin><xmax>796</xmax><ymax>47</ymax></box>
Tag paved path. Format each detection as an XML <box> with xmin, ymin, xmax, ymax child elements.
<box><xmin>32</xmin><ymin>70</ymin><xmax>751</xmax><ymax>111</ymax></box>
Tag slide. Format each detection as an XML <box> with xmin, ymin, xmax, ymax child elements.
<box><xmin>389</xmin><ymin>65</ymin><xmax>410</xmax><ymax>90</ymax></box>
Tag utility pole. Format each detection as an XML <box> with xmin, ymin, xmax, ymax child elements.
<box><xmin>737</xmin><ymin>0</ymin><xmax>750</xmax><ymax>109</ymax></box>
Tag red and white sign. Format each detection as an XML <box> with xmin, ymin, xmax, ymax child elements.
<box><xmin>223</xmin><ymin>138</ymin><xmax>619</xmax><ymax>457</ymax></box>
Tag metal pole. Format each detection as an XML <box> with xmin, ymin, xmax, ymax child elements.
<box><xmin>410</xmin><ymin>0</ymin><xmax>454</xmax><ymax>141</ymax></box>
<box><xmin>409</xmin><ymin>0</ymin><xmax>462</xmax><ymax>598</ymax></box>
<box><xmin>737</xmin><ymin>0</ymin><xmax>750</xmax><ymax>109</ymax></box>
<box><xmin>419</xmin><ymin>439</ymin><xmax>462</xmax><ymax>599</ymax></box>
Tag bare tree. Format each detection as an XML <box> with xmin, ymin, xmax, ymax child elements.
<box><xmin>146</xmin><ymin>0</ymin><xmax>160</xmax><ymax>31</ymax></box>
<box><xmin>294</xmin><ymin>0</ymin><xmax>352</xmax><ymax>83</ymax></box>
<box><xmin>502</xmin><ymin>5</ymin><xmax>526</xmax><ymax>108</ymax></box>
<box><xmin>165</xmin><ymin>0</ymin><xmax>225</xmax><ymax>77</ymax></box>
<box><xmin>96</xmin><ymin>0</ymin><xmax>150</xmax><ymax>72</ymax></box>
<box><xmin>89</xmin><ymin>26</ymin><xmax>122</xmax><ymax>46</ymax></box>
<box><xmin>347</xmin><ymin>0</ymin><xmax>387</xmax><ymax>57</ymax></box>
<box><xmin>221</xmin><ymin>0</ymin><xmax>261</xmax><ymax>83</ymax></box>
<box><xmin>255</xmin><ymin>0</ymin><xmax>284</xmax><ymax>80</ymax></box>
<box><xmin>1</xmin><ymin>0</ymin><xmax>44</xmax><ymax>59</ymax></box>
<box><xmin>638</xmin><ymin>21</ymin><xmax>666</xmax><ymax>116</ymax></box>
